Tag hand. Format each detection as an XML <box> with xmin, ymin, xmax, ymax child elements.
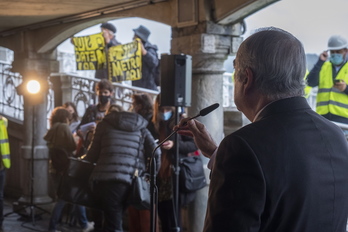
<box><xmin>334</xmin><ymin>80</ymin><xmax>347</xmax><ymax>92</ymax></box>
<box><xmin>174</xmin><ymin>119</ymin><xmax>218</xmax><ymax>158</ymax></box>
<box><xmin>102</xmin><ymin>30</ymin><xmax>112</xmax><ymax>44</ymax></box>
<box><xmin>135</xmin><ymin>39</ymin><xmax>147</xmax><ymax>55</ymax></box>
<box><xmin>320</xmin><ymin>51</ymin><xmax>328</xmax><ymax>61</ymax></box>
<box><xmin>161</xmin><ymin>140</ymin><xmax>174</xmax><ymax>150</ymax></box>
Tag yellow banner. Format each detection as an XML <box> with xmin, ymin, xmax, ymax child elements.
<box><xmin>108</xmin><ymin>39</ymin><xmax>142</xmax><ymax>82</ymax></box>
<box><xmin>73</xmin><ymin>33</ymin><xmax>106</xmax><ymax>70</ymax></box>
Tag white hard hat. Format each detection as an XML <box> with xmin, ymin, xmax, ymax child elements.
<box><xmin>328</xmin><ymin>35</ymin><xmax>348</xmax><ymax>50</ymax></box>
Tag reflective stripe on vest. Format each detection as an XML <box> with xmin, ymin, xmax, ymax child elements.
<box><xmin>316</xmin><ymin>62</ymin><xmax>348</xmax><ymax>118</ymax></box>
<box><xmin>0</xmin><ymin>120</ymin><xmax>10</xmax><ymax>169</ymax></box>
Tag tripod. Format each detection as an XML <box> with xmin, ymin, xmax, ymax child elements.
<box><xmin>4</xmin><ymin>104</ymin><xmax>50</xmax><ymax>226</ymax></box>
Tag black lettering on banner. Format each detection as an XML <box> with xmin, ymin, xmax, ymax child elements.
<box><xmin>108</xmin><ymin>40</ymin><xmax>142</xmax><ymax>82</ymax></box>
<box><xmin>74</xmin><ymin>33</ymin><xmax>106</xmax><ymax>71</ymax></box>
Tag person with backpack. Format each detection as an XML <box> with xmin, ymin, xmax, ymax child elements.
<box><xmin>132</xmin><ymin>25</ymin><xmax>160</xmax><ymax>91</ymax></box>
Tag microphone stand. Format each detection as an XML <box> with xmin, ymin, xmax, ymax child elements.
<box><xmin>150</xmin><ymin>108</ymin><xmax>181</xmax><ymax>232</ymax></box>
<box><xmin>149</xmin><ymin>103</ymin><xmax>219</xmax><ymax>232</ymax></box>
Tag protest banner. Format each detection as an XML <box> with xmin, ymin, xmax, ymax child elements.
<box><xmin>73</xmin><ymin>33</ymin><xmax>106</xmax><ymax>71</ymax></box>
<box><xmin>108</xmin><ymin>39</ymin><xmax>142</xmax><ymax>82</ymax></box>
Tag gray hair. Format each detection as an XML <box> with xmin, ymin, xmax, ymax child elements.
<box><xmin>236</xmin><ymin>27</ymin><xmax>306</xmax><ymax>100</ymax></box>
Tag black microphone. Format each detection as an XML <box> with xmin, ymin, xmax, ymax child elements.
<box><xmin>185</xmin><ymin>103</ymin><xmax>220</xmax><ymax>121</ymax></box>
<box><xmin>156</xmin><ymin>103</ymin><xmax>220</xmax><ymax>148</ymax></box>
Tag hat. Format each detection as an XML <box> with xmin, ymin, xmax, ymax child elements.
<box><xmin>328</xmin><ymin>35</ymin><xmax>347</xmax><ymax>50</ymax></box>
<box><xmin>101</xmin><ymin>22</ymin><xmax>116</xmax><ymax>33</ymax></box>
<box><xmin>133</xmin><ymin>25</ymin><xmax>150</xmax><ymax>42</ymax></box>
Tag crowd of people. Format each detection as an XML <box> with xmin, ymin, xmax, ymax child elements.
<box><xmin>44</xmin><ymin>76</ymin><xmax>200</xmax><ymax>231</ymax></box>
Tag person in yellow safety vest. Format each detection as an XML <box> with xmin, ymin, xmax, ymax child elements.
<box><xmin>307</xmin><ymin>35</ymin><xmax>348</xmax><ymax>124</ymax></box>
<box><xmin>304</xmin><ymin>70</ymin><xmax>312</xmax><ymax>98</ymax></box>
<box><xmin>0</xmin><ymin>115</ymin><xmax>10</xmax><ymax>232</ymax></box>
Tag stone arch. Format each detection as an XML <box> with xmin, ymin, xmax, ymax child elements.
<box><xmin>37</xmin><ymin>3</ymin><xmax>174</xmax><ymax>54</ymax></box>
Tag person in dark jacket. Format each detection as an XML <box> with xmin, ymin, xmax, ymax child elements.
<box><xmin>132</xmin><ymin>25</ymin><xmax>160</xmax><ymax>91</ymax></box>
<box><xmin>76</xmin><ymin>79</ymin><xmax>115</xmax><ymax>156</ymax></box>
<box><xmin>176</xmin><ymin>27</ymin><xmax>348</xmax><ymax>232</ymax></box>
<box><xmin>148</xmin><ymin>95</ymin><xmax>197</xmax><ymax>232</ymax></box>
<box><xmin>84</xmin><ymin>104</ymin><xmax>161</xmax><ymax>232</ymax></box>
<box><xmin>127</xmin><ymin>93</ymin><xmax>160</xmax><ymax>232</ymax></box>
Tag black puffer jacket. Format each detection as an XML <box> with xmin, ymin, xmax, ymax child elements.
<box><xmin>84</xmin><ymin>111</ymin><xmax>161</xmax><ymax>185</ymax></box>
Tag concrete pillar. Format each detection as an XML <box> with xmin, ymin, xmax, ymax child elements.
<box><xmin>171</xmin><ymin>21</ymin><xmax>243</xmax><ymax>232</ymax></box>
<box><xmin>11</xmin><ymin>50</ymin><xmax>60</xmax><ymax>208</ymax></box>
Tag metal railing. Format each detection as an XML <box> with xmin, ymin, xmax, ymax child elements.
<box><xmin>0</xmin><ymin>63</ymin><xmax>24</xmax><ymax>121</ymax></box>
<box><xmin>0</xmin><ymin>67</ymin><xmax>159</xmax><ymax>124</ymax></box>
<box><xmin>50</xmin><ymin>73</ymin><xmax>160</xmax><ymax>119</ymax></box>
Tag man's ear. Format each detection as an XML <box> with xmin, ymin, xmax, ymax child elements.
<box><xmin>243</xmin><ymin>67</ymin><xmax>254</xmax><ymax>91</ymax></box>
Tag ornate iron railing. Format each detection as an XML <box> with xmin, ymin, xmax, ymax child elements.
<box><xmin>50</xmin><ymin>73</ymin><xmax>160</xmax><ymax>119</ymax></box>
<box><xmin>0</xmin><ymin>64</ymin><xmax>24</xmax><ymax>121</ymax></box>
<box><xmin>0</xmin><ymin>68</ymin><xmax>159</xmax><ymax>124</ymax></box>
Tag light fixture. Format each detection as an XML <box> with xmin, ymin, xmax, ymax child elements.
<box><xmin>16</xmin><ymin>78</ymin><xmax>48</xmax><ymax>105</ymax></box>
<box><xmin>26</xmin><ymin>80</ymin><xmax>41</xmax><ymax>94</ymax></box>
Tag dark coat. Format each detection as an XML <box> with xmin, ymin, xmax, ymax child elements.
<box><xmin>84</xmin><ymin>111</ymin><xmax>161</xmax><ymax>185</ymax></box>
<box><xmin>204</xmin><ymin>97</ymin><xmax>348</xmax><ymax>232</ymax></box>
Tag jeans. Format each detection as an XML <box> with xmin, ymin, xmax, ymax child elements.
<box><xmin>48</xmin><ymin>200</ymin><xmax>89</xmax><ymax>230</ymax></box>
<box><xmin>48</xmin><ymin>173</ymin><xmax>88</xmax><ymax>230</ymax></box>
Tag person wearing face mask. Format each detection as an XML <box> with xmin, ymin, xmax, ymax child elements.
<box><xmin>307</xmin><ymin>35</ymin><xmax>348</xmax><ymax>124</ymax></box>
<box><xmin>76</xmin><ymin>79</ymin><xmax>115</xmax><ymax>156</ymax></box>
<box><xmin>147</xmin><ymin>95</ymin><xmax>197</xmax><ymax>232</ymax></box>
<box><xmin>78</xmin><ymin>79</ymin><xmax>114</xmax><ymax>127</ymax></box>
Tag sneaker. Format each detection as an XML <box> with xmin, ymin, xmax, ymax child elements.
<box><xmin>82</xmin><ymin>221</ymin><xmax>94</xmax><ymax>232</ymax></box>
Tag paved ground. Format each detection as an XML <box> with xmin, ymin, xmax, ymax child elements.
<box><xmin>2</xmin><ymin>198</ymin><xmax>84</xmax><ymax>232</ymax></box>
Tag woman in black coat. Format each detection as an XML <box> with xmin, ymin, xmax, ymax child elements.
<box><xmin>84</xmin><ymin>104</ymin><xmax>161</xmax><ymax>232</ymax></box>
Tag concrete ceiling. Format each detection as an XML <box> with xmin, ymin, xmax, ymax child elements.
<box><xmin>0</xmin><ymin>0</ymin><xmax>164</xmax><ymax>34</ymax></box>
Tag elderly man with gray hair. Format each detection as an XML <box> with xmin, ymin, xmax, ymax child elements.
<box><xmin>176</xmin><ymin>27</ymin><xmax>348</xmax><ymax>232</ymax></box>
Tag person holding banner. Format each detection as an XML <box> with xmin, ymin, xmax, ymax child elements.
<box><xmin>132</xmin><ymin>25</ymin><xmax>160</xmax><ymax>91</ymax></box>
<box><xmin>71</xmin><ymin>22</ymin><xmax>120</xmax><ymax>80</ymax></box>
<box><xmin>95</xmin><ymin>22</ymin><xmax>121</xmax><ymax>80</ymax></box>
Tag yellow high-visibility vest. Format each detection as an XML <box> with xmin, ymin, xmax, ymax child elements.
<box><xmin>304</xmin><ymin>70</ymin><xmax>312</xmax><ymax>98</ymax></box>
<box><xmin>0</xmin><ymin>118</ymin><xmax>11</xmax><ymax>169</ymax></box>
<box><xmin>316</xmin><ymin>62</ymin><xmax>348</xmax><ymax>119</ymax></box>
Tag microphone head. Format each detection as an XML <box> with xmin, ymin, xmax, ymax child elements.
<box><xmin>200</xmin><ymin>103</ymin><xmax>219</xmax><ymax>116</ymax></box>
